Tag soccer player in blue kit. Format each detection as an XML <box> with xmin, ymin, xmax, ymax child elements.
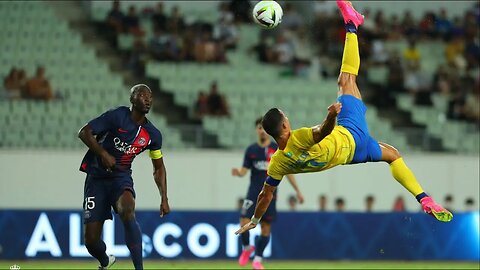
<box><xmin>78</xmin><ymin>84</ymin><xmax>170</xmax><ymax>270</ymax></box>
<box><xmin>231</xmin><ymin>118</ymin><xmax>304</xmax><ymax>269</ymax></box>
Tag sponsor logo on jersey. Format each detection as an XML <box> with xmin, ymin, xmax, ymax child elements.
<box><xmin>113</xmin><ymin>137</ymin><xmax>141</xmax><ymax>155</ymax></box>
<box><xmin>253</xmin><ymin>160</ymin><xmax>269</xmax><ymax>171</ymax></box>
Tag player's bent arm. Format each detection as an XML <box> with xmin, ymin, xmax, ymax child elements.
<box><xmin>312</xmin><ymin>103</ymin><xmax>342</xmax><ymax>143</ymax></box>
<box><xmin>78</xmin><ymin>125</ymin><xmax>105</xmax><ymax>155</ymax></box>
<box><xmin>152</xmin><ymin>157</ymin><xmax>170</xmax><ymax>217</ymax></box>
<box><xmin>232</xmin><ymin>167</ymin><xmax>249</xmax><ymax>177</ymax></box>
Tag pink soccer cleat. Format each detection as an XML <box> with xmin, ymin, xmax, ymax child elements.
<box><xmin>252</xmin><ymin>261</ymin><xmax>265</xmax><ymax>270</ymax></box>
<box><xmin>336</xmin><ymin>0</ymin><xmax>364</xmax><ymax>29</ymax></box>
<box><xmin>420</xmin><ymin>197</ymin><xmax>453</xmax><ymax>222</ymax></box>
<box><xmin>238</xmin><ymin>246</ymin><xmax>255</xmax><ymax>266</ymax></box>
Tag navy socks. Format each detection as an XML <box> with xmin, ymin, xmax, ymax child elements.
<box><xmin>123</xmin><ymin>219</ymin><xmax>143</xmax><ymax>270</ymax></box>
<box><xmin>345</xmin><ymin>22</ymin><xmax>357</xmax><ymax>33</ymax></box>
<box><xmin>86</xmin><ymin>240</ymin><xmax>109</xmax><ymax>267</ymax></box>
<box><xmin>255</xmin><ymin>235</ymin><xmax>270</xmax><ymax>257</ymax></box>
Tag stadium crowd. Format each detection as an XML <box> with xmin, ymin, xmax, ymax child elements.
<box><xmin>326</xmin><ymin>2</ymin><xmax>479</xmax><ymax>124</ymax></box>
<box><xmin>102</xmin><ymin>0</ymin><xmax>252</xmax><ymax>76</ymax></box>
<box><xmin>251</xmin><ymin>1</ymin><xmax>479</xmax><ymax>124</ymax></box>
<box><xmin>3</xmin><ymin>66</ymin><xmax>56</xmax><ymax>101</ymax></box>
<box><xmin>193</xmin><ymin>81</ymin><xmax>230</xmax><ymax>119</ymax></box>
<box><xmin>103</xmin><ymin>0</ymin><xmax>479</xmax><ymax>125</ymax></box>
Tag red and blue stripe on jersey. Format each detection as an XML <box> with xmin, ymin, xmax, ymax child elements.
<box><xmin>80</xmin><ymin>106</ymin><xmax>162</xmax><ymax>178</ymax></box>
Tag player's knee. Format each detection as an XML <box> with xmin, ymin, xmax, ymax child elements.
<box><xmin>118</xmin><ymin>205</ymin><xmax>135</xmax><ymax>221</ymax></box>
<box><xmin>380</xmin><ymin>143</ymin><xmax>402</xmax><ymax>163</ymax></box>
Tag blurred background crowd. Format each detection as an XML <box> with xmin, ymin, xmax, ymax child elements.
<box><xmin>0</xmin><ymin>0</ymin><xmax>478</xmax><ymax>213</ymax></box>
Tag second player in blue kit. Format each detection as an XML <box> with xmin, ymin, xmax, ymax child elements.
<box><xmin>78</xmin><ymin>84</ymin><xmax>170</xmax><ymax>270</ymax></box>
<box><xmin>231</xmin><ymin>118</ymin><xmax>304</xmax><ymax>269</ymax></box>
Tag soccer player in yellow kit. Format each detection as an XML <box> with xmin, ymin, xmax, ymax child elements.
<box><xmin>236</xmin><ymin>0</ymin><xmax>452</xmax><ymax>236</ymax></box>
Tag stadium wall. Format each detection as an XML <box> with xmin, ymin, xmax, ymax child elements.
<box><xmin>1</xmin><ymin>210</ymin><xmax>479</xmax><ymax>260</ymax></box>
<box><xmin>0</xmin><ymin>150</ymin><xmax>478</xmax><ymax>212</ymax></box>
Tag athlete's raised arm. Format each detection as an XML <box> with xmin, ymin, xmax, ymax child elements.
<box><xmin>312</xmin><ymin>103</ymin><xmax>342</xmax><ymax>143</ymax></box>
<box><xmin>78</xmin><ymin>124</ymin><xmax>116</xmax><ymax>171</ymax></box>
<box><xmin>152</xmin><ymin>157</ymin><xmax>170</xmax><ymax>217</ymax></box>
<box><xmin>235</xmin><ymin>184</ymin><xmax>276</xmax><ymax>235</ymax></box>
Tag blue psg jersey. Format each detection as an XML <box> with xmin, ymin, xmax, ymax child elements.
<box><xmin>80</xmin><ymin>106</ymin><xmax>162</xmax><ymax>177</ymax></box>
<box><xmin>243</xmin><ymin>142</ymin><xmax>277</xmax><ymax>194</ymax></box>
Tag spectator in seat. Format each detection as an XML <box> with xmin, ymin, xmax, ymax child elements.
<box><xmin>229</xmin><ymin>0</ymin><xmax>251</xmax><ymax>23</ymax></box>
<box><xmin>152</xmin><ymin>2</ymin><xmax>168</xmax><ymax>32</ymax></box>
<box><xmin>291</xmin><ymin>28</ymin><xmax>314</xmax><ymax>76</ymax></box>
<box><xmin>335</xmin><ymin>197</ymin><xmax>345</xmax><ymax>212</ymax></box>
<box><xmin>194</xmin><ymin>91</ymin><xmax>209</xmax><ymax>119</ymax></box>
<box><xmin>3</xmin><ymin>67</ymin><xmax>24</xmax><ymax>99</ymax></box>
<box><xmin>403</xmin><ymin>39</ymin><xmax>421</xmax><ymax>69</ymax></box>
<box><xmin>463</xmin><ymin>78</ymin><xmax>480</xmax><ymax>123</ymax></box>
<box><xmin>168</xmin><ymin>6</ymin><xmax>185</xmax><ymax>34</ymax></box>
<box><xmin>106</xmin><ymin>0</ymin><xmax>124</xmax><ymax>35</ymax></box>
<box><xmin>445</xmin><ymin>33</ymin><xmax>466</xmax><ymax>68</ymax></box>
<box><xmin>435</xmin><ymin>9</ymin><xmax>452</xmax><ymax>38</ymax></box>
<box><xmin>281</xmin><ymin>3</ymin><xmax>303</xmax><ymax>31</ymax></box>
<box><xmin>447</xmin><ymin>88</ymin><xmax>467</xmax><ymax>120</ymax></box>
<box><xmin>465</xmin><ymin>198</ymin><xmax>475</xmax><ymax>212</ymax></box>
<box><xmin>273</xmin><ymin>33</ymin><xmax>294</xmax><ymax>65</ymax></box>
<box><xmin>181</xmin><ymin>29</ymin><xmax>196</xmax><ymax>61</ymax></box>
<box><xmin>392</xmin><ymin>196</ymin><xmax>406</xmax><ymax>212</ymax></box>
<box><xmin>213</xmin><ymin>3</ymin><xmax>239</xmax><ymax>50</ymax></box>
<box><xmin>250</xmin><ymin>33</ymin><xmax>274</xmax><ymax>63</ymax></box>
<box><xmin>207</xmin><ymin>81</ymin><xmax>228</xmax><ymax>116</ymax></box>
<box><xmin>418</xmin><ymin>12</ymin><xmax>437</xmax><ymax>38</ymax></box>
<box><xmin>195</xmin><ymin>32</ymin><xmax>225</xmax><ymax>63</ymax></box>
<box><xmin>365</xmin><ymin>195</ymin><xmax>375</xmax><ymax>212</ymax></box>
<box><xmin>288</xmin><ymin>195</ymin><xmax>298</xmax><ymax>211</ymax></box>
<box><xmin>444</xmin><ymin>194</ymin><xmax>454</xmax><ymax>211</ymax></box>
<box><xmin>318</xmin><ymin>195</ymin><xmax>327</xmax><ymax>212</ymax></box>
<box><xmin>401</xmin><ymin>10</ymin><xmax>418</xmax><ymax>38</ymax></box>
<box><xmin>123</xmin><ymin>6</ymin><xmax>144</xmax><ymax>37</ymax></box>
<box><xmin>149</xmin><ymin>28</ymin><xmax>170</xmax><ymax>61</ymax></box>
<box><xmin>24</xmin><ymin>66</ymin><xmax>54</xmax><ymax>101</ymax></box>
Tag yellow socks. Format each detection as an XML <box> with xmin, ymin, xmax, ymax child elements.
<box><xmin>390</xmin><ymin>158</ymin><xmax>425</xmax><ymax>197</ymax></box>
<box><xmin>340</xmin><ymin>32</ymin><xmax>360</xmax><ymax>76</ymax></box>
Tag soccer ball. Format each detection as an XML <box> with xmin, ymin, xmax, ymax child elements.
<box><xmin>252</xmin><ymin>0</ymin><xmax>283</xmax><ymax>29</ymax></box>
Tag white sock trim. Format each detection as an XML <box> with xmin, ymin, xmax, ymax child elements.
<box><xmin>253</xmin><ymin>255</ymin><xmax>262</xmax><ymax>263</ymax></box>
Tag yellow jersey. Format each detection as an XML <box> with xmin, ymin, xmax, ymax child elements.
<box><xmin>267</xmin><ymin>126</ymin><xmax>356</xmax><ymax>182</ymax></box>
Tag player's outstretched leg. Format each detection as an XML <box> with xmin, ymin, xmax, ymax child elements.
<box><xmin>337</xmin><ymin>0</ymin><xmax>364</xmax><ymax>100</ymax></box>
<box><xmin>238</xmin><ymin>217</ymin><xmax>254</xmax><ymax>266</ymax></box>
<box><xmin>84</xmin><ymin>222</ymin><xmax>116</xmax><ymax>269</ymax></box>
<box><xmin>380</xmin><ymin>142</ymin><xmax>453</xmax><ymax>222</ymax></box>
<box><xmin>117</xmin><ymin>191</ymin><xmax>144</xmax><ymax>270</ymax></box>
<box><xmin>252</xmin><ymin>222</ymin><xmax>271</xmax><ymax>270</ymax></box>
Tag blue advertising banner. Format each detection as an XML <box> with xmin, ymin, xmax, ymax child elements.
<box><xmin>0</xmin><ymin>210</ymin><xmax>478</xmax><ymax>260</ymax></box>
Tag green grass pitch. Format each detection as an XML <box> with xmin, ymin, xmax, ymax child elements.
<box><xmin>1</xmin><ymin>260</ymin><xmax>479</xmax><ymax>269</ymax></box>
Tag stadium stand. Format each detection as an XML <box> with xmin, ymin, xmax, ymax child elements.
<box><xmin>89</xmin><ymin>2</ymin><xmax>410</xmax><ymax>150</ymax></box>
<box><xmin>0</xmin><ymin>1</ymin><xmax>186</xmax><ymax>149</ymax></box>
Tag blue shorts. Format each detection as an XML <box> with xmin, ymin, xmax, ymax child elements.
<box><xmin>337</xmin><ymin>95</ymin><xmax>382</xmax><ymax>164</ymax></box>
<box><xmin>240</xmin><ymin>189</ymin><xmax>277</xmax><ymax>223</ymax></box>
<box><xmin>83</xmin><ymin>174</ymin><xmax>136</xmax><ymax>224</ymax></box>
